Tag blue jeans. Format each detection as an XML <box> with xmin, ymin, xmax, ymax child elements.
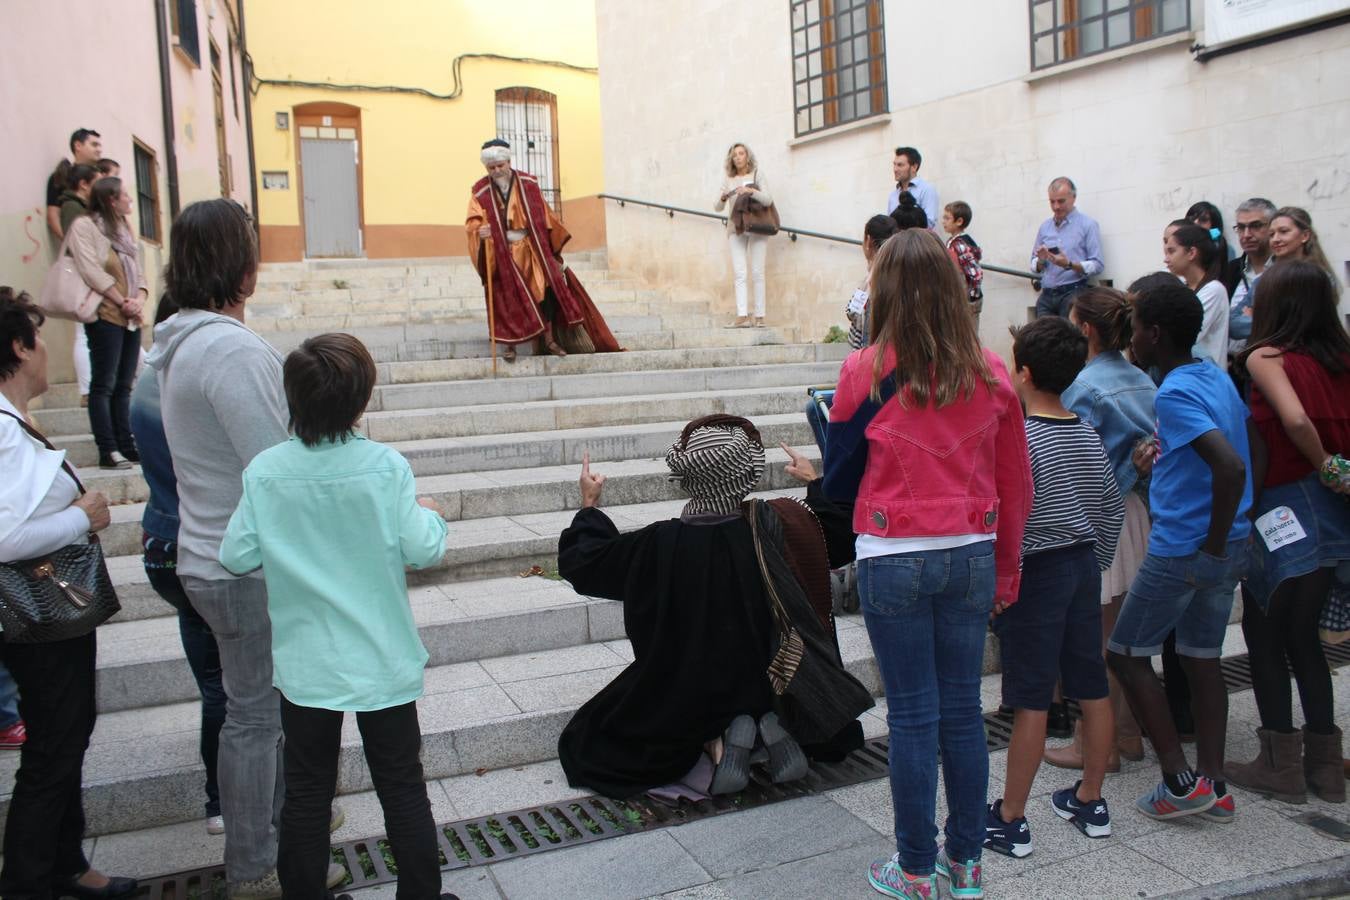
<box><xmin>145</xmin><ymin>539</ymin><xmax>225</xmax><ymax>818</ymax></box>
<box><xmin>1109</xmin><ymin>539</ymin><xmax>1247</xmax><ymax>658</ymax></box>
<box><xmin>859</xmin><ymin>541</ymin><xmax>996</xmax><ymax>875</ymax></box>
<box><xmin>0</xmin><ymin>662</ymin><xmax>18</xmax><ymax>729</ymax></box>
<box><xmin>1035</xmin><ymin>280</ymin><xmax>1087</xmax><ymax>318</ymax></box>
<box><xmin>804</xmin><ymin>391</ymin><xmax>833</xmax><ymax>458</ymax></box>
<box><xmin>182</xmin><ymin>575</ymin><xmax>283</xmax><ymax>883</ymax></box>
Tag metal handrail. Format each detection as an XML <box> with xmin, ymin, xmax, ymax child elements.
<box><xmin>597</xmin><ymin>192</ymin><xmax>1038</xmax><ymax>281</ymax></box>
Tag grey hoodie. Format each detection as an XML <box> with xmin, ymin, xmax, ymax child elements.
<box><xmin>145</xmin><ymin>308</ymin><xmax>287</xmax><ymax>581</ymax></box>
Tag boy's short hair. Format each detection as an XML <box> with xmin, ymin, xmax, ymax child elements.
<box><xmin>944</xmin><ymin>200</ymin><xmax>972</xmax><ymax>228</ymax></box>
<box><xmin>1132</xmin><ymin>281</ymin><xmax>1203</xmax><ymax>351</ymax></box>
<box><xmin>284</xmin><ymin>333</ymin><xmax>377</xmax><ymax>447</ymax></box>
<box><xmin>1010</xmin><ymin>316</ymin><xmax>1088</xmax><ymax>395</ymax></box>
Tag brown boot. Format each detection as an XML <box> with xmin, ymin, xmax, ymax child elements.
<box><xmin>1303</xmin><ymin>726</ymin><xmax>1346</xmax><ymax>803</ymax></box>
<box><xmin>1223</xmin><ymin>728</ymin><xmax>1307</xmax><ymax>804</ymax></box>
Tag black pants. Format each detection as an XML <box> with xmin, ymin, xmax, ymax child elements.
<box><xmin>278</xmin><ymin>697</ymin><xmax>439</xmax><ymax>900</ymax></box>
<box><xmin>84</xmin><ymin>319</ymin><xmax>140</xmax><ymax>457</ymax></box>
<box><xmin>0</xmin><ymin>631</ymin><xmax>97</xmax><ymax>900</ymax></box>
<box><xmin>1241</xmin><ymin>574</ymin><xmax>1335</xmax><ymax>734</ymax></box>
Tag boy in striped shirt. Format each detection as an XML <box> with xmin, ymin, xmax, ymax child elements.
<box><xmin>985</xmin><ymin>316</ymin><xmax>1125</xmax><ymax>862</ymax></box>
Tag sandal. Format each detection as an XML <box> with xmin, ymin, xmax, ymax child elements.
<box><xmin>758</xmin><ymin>712</ymin><xmax>809</xmax><ymax>784</ymax></box>
<box><xmin>545</xmin><ymin>340</ymin><xmax>568</xmax><ymax>357</ymax></box>
<box><xmin>501</xmin><ymin>345</ymin><xmax>517</xmax><ymax>363</ymax></box>
<box><xmin>709</xmin><ymin>714</ymin><xmax>756</xmax><ymax>795</ymax></box>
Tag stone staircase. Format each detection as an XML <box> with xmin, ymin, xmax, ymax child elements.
<box><xmin>4</xmin><ymin>253</ymin><xmax>912</xmax><ymax>844</ymax></box>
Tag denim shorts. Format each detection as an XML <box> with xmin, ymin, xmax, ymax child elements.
<box><xmin>1108</xmin><ymin>538</ymin><xmax>1248</xmax><ymax>658</ymax></box>
<box><xmin>992</xmin><ymin>543</ymin><xmax>1108</xmax><ymax>709</ymax></box>
<box><xmin>1245</xmin><ymin>474</ymin><xmax>1350</xmax><ymax>611</ymax></box>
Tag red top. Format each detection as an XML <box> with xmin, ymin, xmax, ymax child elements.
<box><xmin>1250</xmin><ymin>350</ymin><xmax>1350</xmax><ymax>487</ymax></box>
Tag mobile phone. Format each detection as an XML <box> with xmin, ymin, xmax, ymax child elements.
<box><xmin>1046</xmin><ymin>246</ymin><xmax>1060</xmax><ymax>254</ymax></box>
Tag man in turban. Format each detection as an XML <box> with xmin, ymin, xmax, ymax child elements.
<box><xmin>554</xmin><ymin>416</ymin><xmax>871</xmax><ymax>800</ymax></box>
<box><xmin>466</xmin><ymin>139</ymin><xmax>620</xmax><ymax>363</ymax></box>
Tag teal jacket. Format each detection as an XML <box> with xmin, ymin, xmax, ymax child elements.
<box><xmin>220</xmin><ymin>433</ymin><xmax>448</xmax><ymax>711</ymax></box>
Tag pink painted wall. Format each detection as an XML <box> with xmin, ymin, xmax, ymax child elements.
<box><xmin>0</xmin><ymin>0</ymin><xmax>250</xmax><ymax>384</ymax></box>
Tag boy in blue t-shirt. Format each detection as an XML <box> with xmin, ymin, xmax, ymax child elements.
<box><xmin>1107</xmin><ymin>281</ymin><xmax>1253</xmax><ymax>824</ymax></box>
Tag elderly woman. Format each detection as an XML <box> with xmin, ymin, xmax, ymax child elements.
<box><xmin>556</xmin><ymin>415</ymin><xmax>869</xmax><ymax>799</ymax></box>
<box><xmin>0</xmin><ymin>287</ymin><xmax>136</xmax><ymax>898</ymax></box>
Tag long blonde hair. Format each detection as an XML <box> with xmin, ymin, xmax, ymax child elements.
<box><xmin>724</xmin><ymin>143</ymin><xmax>757</xmax><ymax>178</ymax></box>
<box><xmin>1272</xmin><ymin>206</ymin><xmax>1336</xmax><ymax>281</ymax></box>
<box><xmin>867</xmin><ymin>229</ymin><xmax>995</xmax><ymax>406</ymax></box>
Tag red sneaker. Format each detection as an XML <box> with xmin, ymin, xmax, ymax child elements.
<box><xmin>0</xmin><ymin>720</ymin><xmax>26</xmax><ymax>749</ymax></box>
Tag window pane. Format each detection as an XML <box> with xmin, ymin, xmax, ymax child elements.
<box><xmin>1107</xmin><ymin>0</ymin><xmax>1130</xmax><ymax>10</ymax></box>
<box><xmin>839</xmin><ymin>65</ymin><xmax>855</xmax><ymax>93</ymax></box>
<box><xmin>1161</xmin><ymin>0</ymin><xmax>1187</xmax><ymax>31</ymax></box>
<box><xmin>805</xmin><ymin>0</ymin><xmax>819</xmax><ymax>21</ymax></box>
<box><xmin>1032</xmin><ymin>1</ymin><xmax>1055</xmax><ymax>34</ymax></box>
<box><xmin>808</xmin><ymin>50</ymin><xmax>821</xmax><ymax>76</ymax></box>
<box><xmin>1107</xmin><ymin>11</ymin><xmax>1130</xmax><ymax>46</ymax></box>
<box><xmin>807</xmin><ymin>24</ymin><xmax>820</xmax><ymax>49</ymax></box>
<box><xmin>838</xmin><ymin>38</ymin><xmax>855</xmax><ymax>67</ymax></box>
<box><xmin>1034</xmin><ymin>33</ymin><xmax>1056</xmax><ymax>67</ymax></box>
<box><xmin>794</xmin><ymin>56</ymin><xmax>808</xmax><ymax>80</ymax></box>
<box><xmin>793</xmin><ymin>30</ymin><xmax>806</xmax><ymax>54</ymax></box>
<box><xmin>797</xmin><ymin>108</ymin><xmax>811</xmax><ymax>135</ymax></box>
<box><xmin>852</xmin><ymin>7</ymin><xmax>868</xmax><ymax>33</ymax></box>
<box><xmin>792</xmin><ymin>3</ymin><xmax>806</xmax><ymax>29</ymax></box>
<box><xmin>796</xmin><ymin>82</ymin><xmax>810</xmax><ymax>107</ymax></box>
<box><xmin>840</xmin><ymin>94</ymin><xmax>856</xmax><ymax>122</ymax></box>
<box><xmin>856</xmin><ymin>89</ymin><xmax>873</xmax><ymax>118</ymax></box>
<box><xmin>810</xmin><ymin>105</ymin><xmax>824</xmax><ymax>132</ymax></box>
<box><xmin>809</xmin><ymin>78</ymin><xmax>823</xmax><ymax>103</ymax></box>
<box><xmin>854</xmin><ymin>35</ymin><xmax>869</xmax><ymax>63</ymax></box>
<box><xmin>1081</xmin><ymin>0</ymin><xmax>1104</xmax><ymax>18</ymax></box>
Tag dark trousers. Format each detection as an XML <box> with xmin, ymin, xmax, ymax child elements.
<box><xmin>1034</xmin><ymin>281</ymin><xmax>1087</xmax><ymax>318</ymax></box>
<box><xmin>84</xmin><ymin>319</ymin><xmax>140</xmax><ymax>456</ymax></box>
<box><xmin>146</xmin><ymin>558</ymin><xmax>225</xmax><ymax>816</ymax></box>
<box><xmin>278</xmin><ymin>697</ymin><xmax>439</xmax><ymax>900</ymax></box>
<box><xmin>0</xmin><ymin>631</ymin><xmax>97</xmax><ymax>900</ymax></box>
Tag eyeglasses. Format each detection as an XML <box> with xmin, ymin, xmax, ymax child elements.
<box><xmin>1233</xmin><ymin>222</ymin><xmax>1269</xmax><ymax>232</ymax></box>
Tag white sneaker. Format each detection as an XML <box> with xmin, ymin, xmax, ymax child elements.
<box><xmin>206</xmin><ymin>814</ymin><xmax>225</xmax><ymax>835</ymax></box>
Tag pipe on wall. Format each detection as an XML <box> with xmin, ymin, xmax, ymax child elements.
<box><xmin>154</xmin><ymin>0</ymin><xmax>181</xmax><ymax>219</ymax></box>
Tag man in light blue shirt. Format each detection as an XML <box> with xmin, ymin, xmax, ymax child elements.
<box><xmin>886</xmin><ymin>146</ymin><xmax>939</xmax><ymax>229</ymax></box>
<box><xmin>1030</xmin><ymin>177</ymin><xmax>1105</xmax><ymax>317</ymax></box>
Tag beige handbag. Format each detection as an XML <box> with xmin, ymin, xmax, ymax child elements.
<box><xmin>37</xmin><ymin>229</ymin><xmax>101</xmax><ymax>323</ymax></box>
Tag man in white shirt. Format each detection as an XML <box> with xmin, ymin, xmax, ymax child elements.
<box><xmin>886</xmin><ymin>146</ymin><xmax>938</xmax><ymax>229</ymax></box>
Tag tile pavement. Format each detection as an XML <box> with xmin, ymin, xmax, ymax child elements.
<box><xmin>52</xmin><ymin>666</ymin><xmax>1350</xmax><ymax>899</ymax></box>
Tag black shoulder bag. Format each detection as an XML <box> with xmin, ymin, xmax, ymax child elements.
<box><xmin>0</xmin><ymin>410</ymin><xmax>120</xmax><ymax>643</ymax></box>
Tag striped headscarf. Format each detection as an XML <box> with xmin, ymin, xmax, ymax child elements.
<box><xmin>666</xmin><ymin>415</ymin><xmax>766</xmax><ymax>516</ymax></box>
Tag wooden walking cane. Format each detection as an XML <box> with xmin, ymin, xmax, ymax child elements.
<box><xmin>485</xmin><ymin>235</ymin><xmax>498</xmax><ymax>378</ymax></box>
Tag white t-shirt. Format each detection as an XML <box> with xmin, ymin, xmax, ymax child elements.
<box><xmin>1192</xmin><ymin>279</ymin><xmax>1230</xmax><ymax>367</ymax></box>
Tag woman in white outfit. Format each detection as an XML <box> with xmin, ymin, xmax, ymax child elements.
<box><xmin>715</xmin><ymin>143</ymin><xmax>771</xmax><ymax>328</ymax></box>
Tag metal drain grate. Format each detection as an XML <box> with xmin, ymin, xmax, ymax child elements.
<box><xmin>134</xmin><ymin>641</ymin><xmax>1350</xmax><ymax>895</ymax></box>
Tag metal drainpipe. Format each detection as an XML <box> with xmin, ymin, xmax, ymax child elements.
<box><xmin>238</xmin><ymin>0</ymin><xmax>260</xmax><ymax>235</ymax></box>
<box><xmin>154</xmin><ymin>0</ymin><xmax>181</xmax><ymax>219</ymax></box>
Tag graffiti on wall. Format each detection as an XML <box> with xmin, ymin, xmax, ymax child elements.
<box><xmin>21</xmin><ymin>207</ymin><xmax>44</xmax><ymax>264</ymax></box>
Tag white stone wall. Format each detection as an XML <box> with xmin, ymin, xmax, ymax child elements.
<box><xmin>596</xmin><ymin>1</ymin><xmax>1350</xmax><ymax>358</ymax></box>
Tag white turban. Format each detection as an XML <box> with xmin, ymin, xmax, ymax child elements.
<box><xmin>481</xmin><ymin>143</ymin><xmax>512</xmax><ymax>165</ymax></box>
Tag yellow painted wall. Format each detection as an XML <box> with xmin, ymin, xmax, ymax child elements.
<box><xmin>248</xmin><ymin>0</ymin><xmax>603</xmax><ymax>256</ymax></box>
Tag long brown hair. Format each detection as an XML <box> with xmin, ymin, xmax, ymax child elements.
<box><xmin>867</xmin><ymin>229</ymin><xmax>995</xmax><ymax>406</ymax></box>
<box><xmin>87</xmin><ymin>176</ymin><xmax>127</xmax><ymax>240</ymax></box>
<box><xmin>1239</xmin><ymin>261</ymin><xmax>1350</xmax><ymax>377</ymax></box>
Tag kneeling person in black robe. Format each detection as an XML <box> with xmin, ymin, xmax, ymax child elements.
<box><xmin>556</xmin><ymin>415</ymin><xmax>870</xmax><ymax>800</ymax></box>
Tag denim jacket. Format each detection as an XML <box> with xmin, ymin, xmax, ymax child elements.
<box><xmin>128</xmin><ymin>370</ymin><xmax>179</xmax><ymax>543</ymax></box>
<box><xmin>1061</xmin><ymin>351</ymin><xmax>1157</xmax><ymax>498</ymax></box>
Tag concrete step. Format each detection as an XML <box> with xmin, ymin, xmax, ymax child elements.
<box><xmin>0</xmin><ymin>606</ymin><xmax>923</xmax><ymax>839</ymax></box>
<box><xmin>32</xmin><ymin>360</ymin><xmax>841</xmax><ymax>441</ymax></box>
<box><xmin>93</xmin><ymin>442</ymin><xmax>821</xmax><ymax>568</ymax></box>
<box><xmin>50</xmin><ymin>356</ymin><xmax>810</xmax><ymax>468</ymax></box>
<box><xmin>97</xmin><ymin>416</ymin><xmax>822</xmax><ymax>621</ymax></box>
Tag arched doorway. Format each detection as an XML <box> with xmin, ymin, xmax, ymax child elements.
<box><xmin>294</xmin><ymin>101</ymin><xmax>364</xmax><ymax>257</ymax></box>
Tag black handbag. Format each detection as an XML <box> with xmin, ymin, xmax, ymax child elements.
<box><xmin>0</xmin><ymin>411</ymin><xmax>120</xmax><ymax>643</ymax></box>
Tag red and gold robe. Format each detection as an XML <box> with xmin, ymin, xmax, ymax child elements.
<box><xmin>465</xmin><ymin>170</ymin><xmax>620</xmax><ymax>352</ymax></box>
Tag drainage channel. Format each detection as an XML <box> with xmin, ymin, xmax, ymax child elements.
<box><xmin>135</xmin><ymin>641</ymin><xmax>1350</xmax><ymax>897</ymax></box>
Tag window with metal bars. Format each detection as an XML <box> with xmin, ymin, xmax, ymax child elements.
<box><xmin>494</xmin><ymin>87</ymin><xmax>562</xmax><ymax>215</ymax></box>
<box><xmin>1029</xmin><ymin>0</ymin><xmax>1190</xmax><ymax>70</ymax></box>
<box><xmin>132</xmin><ymin>141</ymin><xmax>161</xmax><ymax>242</ymax></box>
<box><xmin>790</xmin><ymin>0</ymin><xmax>888</xmax><ymax>138</ymax></box>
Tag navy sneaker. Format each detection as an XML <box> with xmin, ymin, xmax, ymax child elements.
<box><xmin>1051</xmin><ymin>781</ymin><xmax>1112</xmax><ymax>838</ymax></box>
<box><xmin>984</xmin><ymin>800</ymin><xmax>1032</xmax><ymax>858</ymax></box>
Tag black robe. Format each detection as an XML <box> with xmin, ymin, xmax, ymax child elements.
<box><xmin>556</xmin><ymin>483</ymin><xmax>857</xmax><ymax>799</ymax></box>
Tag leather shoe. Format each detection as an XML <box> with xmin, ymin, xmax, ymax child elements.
<box><xmin>59</xmin><ymin>875</ymin><xmax>139</xmax><ymax>899</ymax></box>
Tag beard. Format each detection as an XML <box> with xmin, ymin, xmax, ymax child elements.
<box><xmin>492</xmin><ymin>171</ymin><xmax>512</xmax><ymax>195</ymax></box>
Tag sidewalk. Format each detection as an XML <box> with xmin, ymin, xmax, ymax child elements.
<box><xmin>78</xmin><ymin>636</ymin><xmax>1350</xmax><ymax>899</ymax></box>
